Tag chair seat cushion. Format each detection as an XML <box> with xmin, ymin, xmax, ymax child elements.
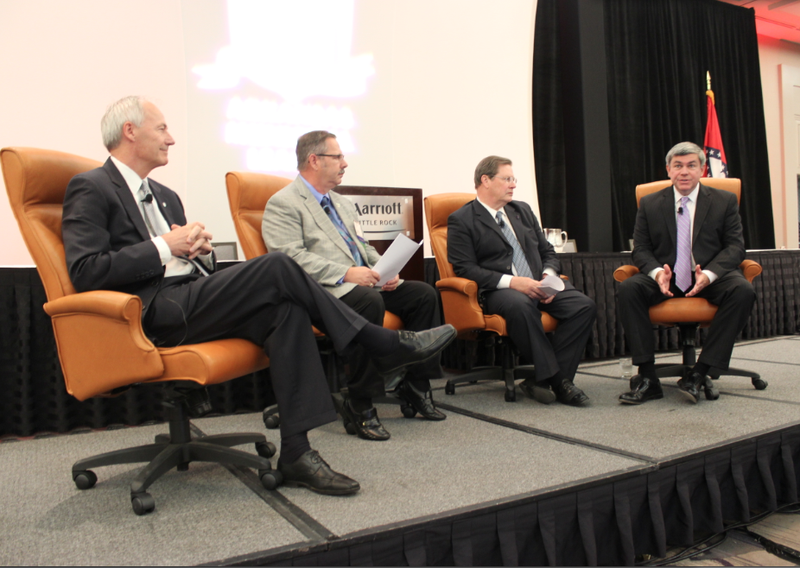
<box><xmin>649</xmin><ymin>297</ymin><xmax>718</xmax><ymax>326</ymax></box>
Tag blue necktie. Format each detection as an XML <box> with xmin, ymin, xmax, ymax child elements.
<box><xmin>675</xmin><ymin>196</ymin><xmax>692</xmax><ymax>291</ymax></box>
<box><xmin>321</xmin><ymin>195</ymin><xmax>364</xmax><ymax>266</ymax></box>
<box><xmin>496</xmin><ymin>211</ymin><xmax>533</xmax><ymax>278</ymax></box>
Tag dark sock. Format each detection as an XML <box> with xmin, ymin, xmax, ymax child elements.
<box><xmin>693</xmin><ymin>362</ymin><xmax>710</xmax><ymax>377</ymax></box>
<box><xmin>348</xmin><ymin>396</ymin><xmax>373</xmax><ymax>413</ymax></box>
<box><xmin>638</xmin><ymin>361</ymin><xmax>657</xmax><ymax>380</ymax></box>
<box><xmin>279</xmin><ymin>432</ymin><xmax>311</xmax><ymax>465</ymax></box>
<box><xmin>354</xmin><ymin>323</ymin><xmax>399</xmax><ymax>356</ymax></box>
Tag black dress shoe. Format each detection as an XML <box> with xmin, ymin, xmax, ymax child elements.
<box><xmin>397</xmin><ymin>381</ymin><xmax>446</xmax><ymax>420</ymax></box>
<box><xmin>340</xmin><ymin>399</ymin><xmax>391</xmax><ymax>441</ymax></box>
<box><xmin>703</xmin><ymin>376</ymin><xmax>720</xmax><ymax>401</ymax></box>
<box><xmin>278</xmin><ymin>450</ymin><xmax>360</xmax><ymax>495</ymax></box>
<box><xmin>677</xmin><ymin>371</ymin><xmax>703</xmax><ymax>404</ymax></box>
<box><xmin>555</xmin><ymin>379</ymin><xmax>590</xmax><ymax>406</ymax></box>
<box><xmin>374</xmin><ymin>324</ymin><xmax>457</xmax><ymax>374</ymax></box>
<box><xmin>518</xmin><ymin>379</ymin><xmax>556</xmax><ymax>404</ymax></box>
<box><xmin>619</xmin><ymin>376</ymin><xmax>663</xmax><ymax>405</ymax></box>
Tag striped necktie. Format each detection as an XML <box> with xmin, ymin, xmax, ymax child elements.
<box><xmin>496</xmin><ymin>211</ymin><xmax>533</xmax><ymax>279</ymax></box>
<box><xmin>675</xmin><ymin>196</ymin><xmax>692</xmax><ymax>291</ymax></box>
<box><xmin>321</xmin><ymin>195</ymin><xmax>364</xmax><ymax>266</ymax></box>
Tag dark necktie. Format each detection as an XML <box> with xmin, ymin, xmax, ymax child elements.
<box><xmin>321</xmin><ymin>195</ymin><xmax>364</xmax><ymax>266</ymax></box>
<box><xmin>496</xmin><ymin>211</ymin><xmax>533</xmax><ymax>278</ymax></box>
<box><xmin>675</xmin><ymin>196</ymin><xmax>692</xmax><ymax>291</ymax></box>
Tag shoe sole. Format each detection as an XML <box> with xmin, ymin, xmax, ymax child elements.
<box><xmin>678</xmin><ymin>388</ymin><xmax>699</xmax><ymax>404</ymax></box>
<box><xmin>618</xmin><ymin>393</ymin><xmax>663</xmax><ymax>405</ymax></box>
<box><xmin>520</xmin><ymin>384</ymin><xmax>556</xmax><ymax>405</ymax></box>
<box><xmin>281</xmin><ymin>478</ymin><xmax>360</xmax><ymax>496</ymax></box>
<box><xmin>380</xmin><ymin>327</ymin><xmax>457</xmax><ymax>374</ymax></box>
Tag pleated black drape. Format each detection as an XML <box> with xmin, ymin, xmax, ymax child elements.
<box><xmin>533</xmin><ymin>0</ymin><xmax>775</xmax><ymax>251</ymax></box>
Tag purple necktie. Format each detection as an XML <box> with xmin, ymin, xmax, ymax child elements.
<box><xmin>675</xmin><ymin>196</ymin><xmax>692</xmax><ymax>292</ymax></box>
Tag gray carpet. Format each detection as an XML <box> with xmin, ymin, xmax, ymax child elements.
<box><xmin>0</xmin><ymin>336</ymin><xmax>798</xmax><ymax>566</ymax></box>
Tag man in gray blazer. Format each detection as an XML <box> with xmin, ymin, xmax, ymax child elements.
<box><xmin>262</xmin><ymin>131</ymin><xmax>446</xmax><ymax>442</ymax></box>
<box><xmin>617</xmin><ymin>142</ymin><xmax>756</xmax><ymax>405</ymax></box>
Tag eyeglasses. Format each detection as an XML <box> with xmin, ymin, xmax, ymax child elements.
<box><xmin>493</xmin><ymin>175</ymin><xmax>517</xmax><ymax>184</ymax></box>
<box><xmin>670</xmin><ymin>162</ymin><xmax>700</xmax><ymax>171</ymax></box>
<box><xmin>316</xmin><ymin>153</ymin><xmax>345</xmax><ymax>161</ymax></box>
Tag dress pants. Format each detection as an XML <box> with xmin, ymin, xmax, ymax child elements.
<box><xmin>482</xmin><ymin>286</ymin><xmax>596</xmax><ymax>383</ymax></box>
<box><xmin>143</xmin><ymin>252</ymin><xmax>368</xmax><ymax>438</ymax></box>
<box><xmin>339</xmin><ymin>280</ymin><xmax>442</xmax><ymax>398</ymax></box>
<box><xmin>617</xmin><ymin>270</ymin><xmax>756</xmax><ymax>369</ymax></box>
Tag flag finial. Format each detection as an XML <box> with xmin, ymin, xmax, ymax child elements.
<box><xmin>706</xmin><ymin>71</ymin><xmax>711</xmax><ymax>91</ymax></box>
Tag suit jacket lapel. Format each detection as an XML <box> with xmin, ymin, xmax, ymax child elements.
<box><xmin>104</xmin><ymin>159</ymin><xmax>151</xmax><ymax>242</ymax></box>
<box><xmin>474</xmin><ymin>201</ymin><xmax>508</xmax><ymax>245</ymax></box>
<box><xmin>693</xmin><ymin>184</ymin><xmax>712</xmax><ymax>243</ymax></box>
<box><xmin>661</xmin><ymin>188</ymin><xmax>677</xmax><ymax>249</ymax></box>
<box><xmin>296</xmin><ymin>180</ymin><xmax>353</xmax><ymax>261</ymax></box>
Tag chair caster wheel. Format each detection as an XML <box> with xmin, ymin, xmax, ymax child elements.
<box><xmin>445</xmin><ymin>382</ymin><xmax>455</xmax><ymax>395</ymax></box>
<box><xmin>753</xmin><ymin>378</ymin><xmax>768</xmax><ymax>390</ymax></box>
<box><xmin>256</xmin><ymin>441</ymin><xmax>276</xmax><ymax>458</ymax></box>
<box><xmin>73</xmin><ymin>470</ymin><xmax>97</xmax><ymax>490</ymax></box>
<box><xmin>401</xmin><ymin>404</ymin><xmax>417</xmax><ymax>419</ymax></box>
<box><xmin>505</xmin><ymin>390</ymin><xmax>516</xmax><ymax>402</ymax></box>
<box><xmin>131</xmin><ymin>492</ymin><xmax>155</xmax><ymax>515</ymax></box>
<box><xmin>154</xmin><ymin>433</ymin><xmax>170</xmax><ymax>444</ymax></box>
<box><xmin>259</xmin><ymin>469</ymin><xmax>283</xmax><ymax>490</ymax></box>
<box><xmin>262</xmin><ymin>409</ymin><xmax>280</xmax><ymax>429</ymax></box>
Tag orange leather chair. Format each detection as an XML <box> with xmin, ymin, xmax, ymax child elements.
<box><xmin>614</xmin><ymin>177</ymin><xmax>767</xmax><ymax>395</ymax></box>
<box><xmin>225</xmin><ymin>171</ymin><xmax>409</xmax><ymax>426</ymax></box>
<box><xmin>2</xmin><ymin>147</ymin><xmax>281</xmax><ymax>516</ymax></box>
<box><xmin>424</xmin><ymin>193</ymin><xmax>559</xmax><ymax>402</ymax></box>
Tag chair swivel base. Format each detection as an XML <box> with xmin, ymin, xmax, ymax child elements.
<box><xmin>444</xmin><ymin>365</ymin><xmax>537</xmax><ymax>402</ymax></box>
<box><xmin>73</xmin><ymin>400</ymin><xmax>281</xmax><ymax>515</ymax></box>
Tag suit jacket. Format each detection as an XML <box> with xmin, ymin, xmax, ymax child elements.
<box><xmin>447</xmin><ymin>199</ymin><xmax>560</xmax><ymax>292</ymax></box>
<box><xmin>262</xmin><ymin>176</ymin><xmax>382</xmax><ymax>299</ymax></box>
<box><xmin>62</xmin><ymin>158</ymin><xmax>206</xmax><ymax>318</ymax></box>
<box><xmin>632</xmin><ymin>183</ymin><xmax>745</xmax><ymax>279</ymax></box>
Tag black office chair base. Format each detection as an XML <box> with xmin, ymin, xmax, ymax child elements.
<box><xmin>628</xmin><ymin>323</ymin><xmax>768</xmax><ymax>394</ymax></box>
<box><xmin>73</xmin><ymin>398</ymin><xmax>280</xmax><ymax>515</ymax></box>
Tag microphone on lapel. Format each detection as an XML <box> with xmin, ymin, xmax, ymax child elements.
<box><xmin>141</xmin><ymin>192</ymin><xmax>154</xmax><ymax>204</ymax></box>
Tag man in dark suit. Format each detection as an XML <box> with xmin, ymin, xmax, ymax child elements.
<box><xmin>447</xmin><ymin>156</ymin><xmax>596</xmax><ymax>406</ymax></box>
<box><xmin>61</xmin><ymin>96</ymin><xmax>455</xmax><ymax>495</ymax></box>
<box><xmin>617</xmin><ymin>141</ymin><xmax>756</xmax><ymax>405</ymax></box>
<box><xmin>263</xmin><ymin>131</ymin><xmax>446</xmax><ymax>443</ymax></box>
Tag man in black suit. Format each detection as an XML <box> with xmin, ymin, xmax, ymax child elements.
<box><xmin>447</xmin><ymin>156</ymin><xmax>596</xmax><ymax>406</ymax></box>
<box><xmin>618</xmin><ymin>141</ymin><xmax>756</xmax><ymax>405</ymax></box>
<box><xmin>61</xmin><ymin>96</ymin><xmax>455</xmax><ymax>495</ymax></box>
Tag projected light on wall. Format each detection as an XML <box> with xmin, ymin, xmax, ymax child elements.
<box><xmin>192</xmin><ymin>0</ymin><xmax>375</xmax><ymax>174</ymax></box>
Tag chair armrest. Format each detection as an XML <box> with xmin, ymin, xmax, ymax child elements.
<box><xmin>435</xmin><ymin>276</ymin><xmax>487</xmax><ymax>334</ymax></box>
<box><xmin>740</xmin><ymin>259</ymin><xmax>762</xmax><ymax>283</ymax></box>
<box><xmin>614</xmin><ymin>265</ymin><xmax>640</xmax><ymax>283</ymax></box>
<box><xmin>44</xmin><ymin>291</ymin><xmax>164</xmax><ymax>401</ymax></box>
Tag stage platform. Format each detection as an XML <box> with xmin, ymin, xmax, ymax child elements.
<box><xmin>1</xmin><ymin>336</ymin><xmax>799</xmax><ymax>566</ymax></box>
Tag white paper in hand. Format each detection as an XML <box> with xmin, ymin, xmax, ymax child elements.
<box><xmin>538</xmin><ymin>273</ymin><xmax>565</xmax><ymax>296</ymax></box>
<box><xmin>372</xmin><ymin>234</ymin><xmax>422</xmax><ymax>287</ymax></box>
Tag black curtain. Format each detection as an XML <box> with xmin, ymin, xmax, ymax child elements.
<box><xmin>533</xmin><ymin>0</ymin><xmax>775</xmax><ymax>251</ymax></box>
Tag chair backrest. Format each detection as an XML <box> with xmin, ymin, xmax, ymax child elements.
<box><xmin>424</xmin><ymin>193</ymin><xmax>475</xmax><ymax>279</ymax></box>
<box><xmin>1</xmin><ymin>147</ymin><xmax>102</xmax><ymax>301</ymax></box>
<box><xmin>226</xmin><ymin>171</ymin><xmax>292</xmax><ymax>259</ymax></box>
<box><xmin>635</xmin><ymin>177</ymin><xmax>741</xmax><ymax>208</ymax></box>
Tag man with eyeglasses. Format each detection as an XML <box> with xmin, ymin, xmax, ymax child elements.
<box><xmin>447</xmin><ymin>155</ymin><xmax>597</xmax><ymax>407</ymax></box>
<box><xmin>617</xmin><ymin>141</ymin><xmax>755</xmax><ymax>405</ymax></box>
<box><xmin>262</xmin><ymin>130</ymin><xmax>447</xmax><ymax>443</ymax></box>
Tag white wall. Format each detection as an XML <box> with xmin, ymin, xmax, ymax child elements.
<box><xmin>757</xmin><ymin>35</ymin><xmax>800</xmax><ymax>249</ymax></box>
<box><xmin>0</xmin><ymin>0</ymin><xmax>537</xmax><ymax>264</ymax></box>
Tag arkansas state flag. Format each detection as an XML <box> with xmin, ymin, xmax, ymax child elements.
<box><xmin>703</xmin><ymin>90</ymin><xmax>728</xmax><ymax>177</ymax></box>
